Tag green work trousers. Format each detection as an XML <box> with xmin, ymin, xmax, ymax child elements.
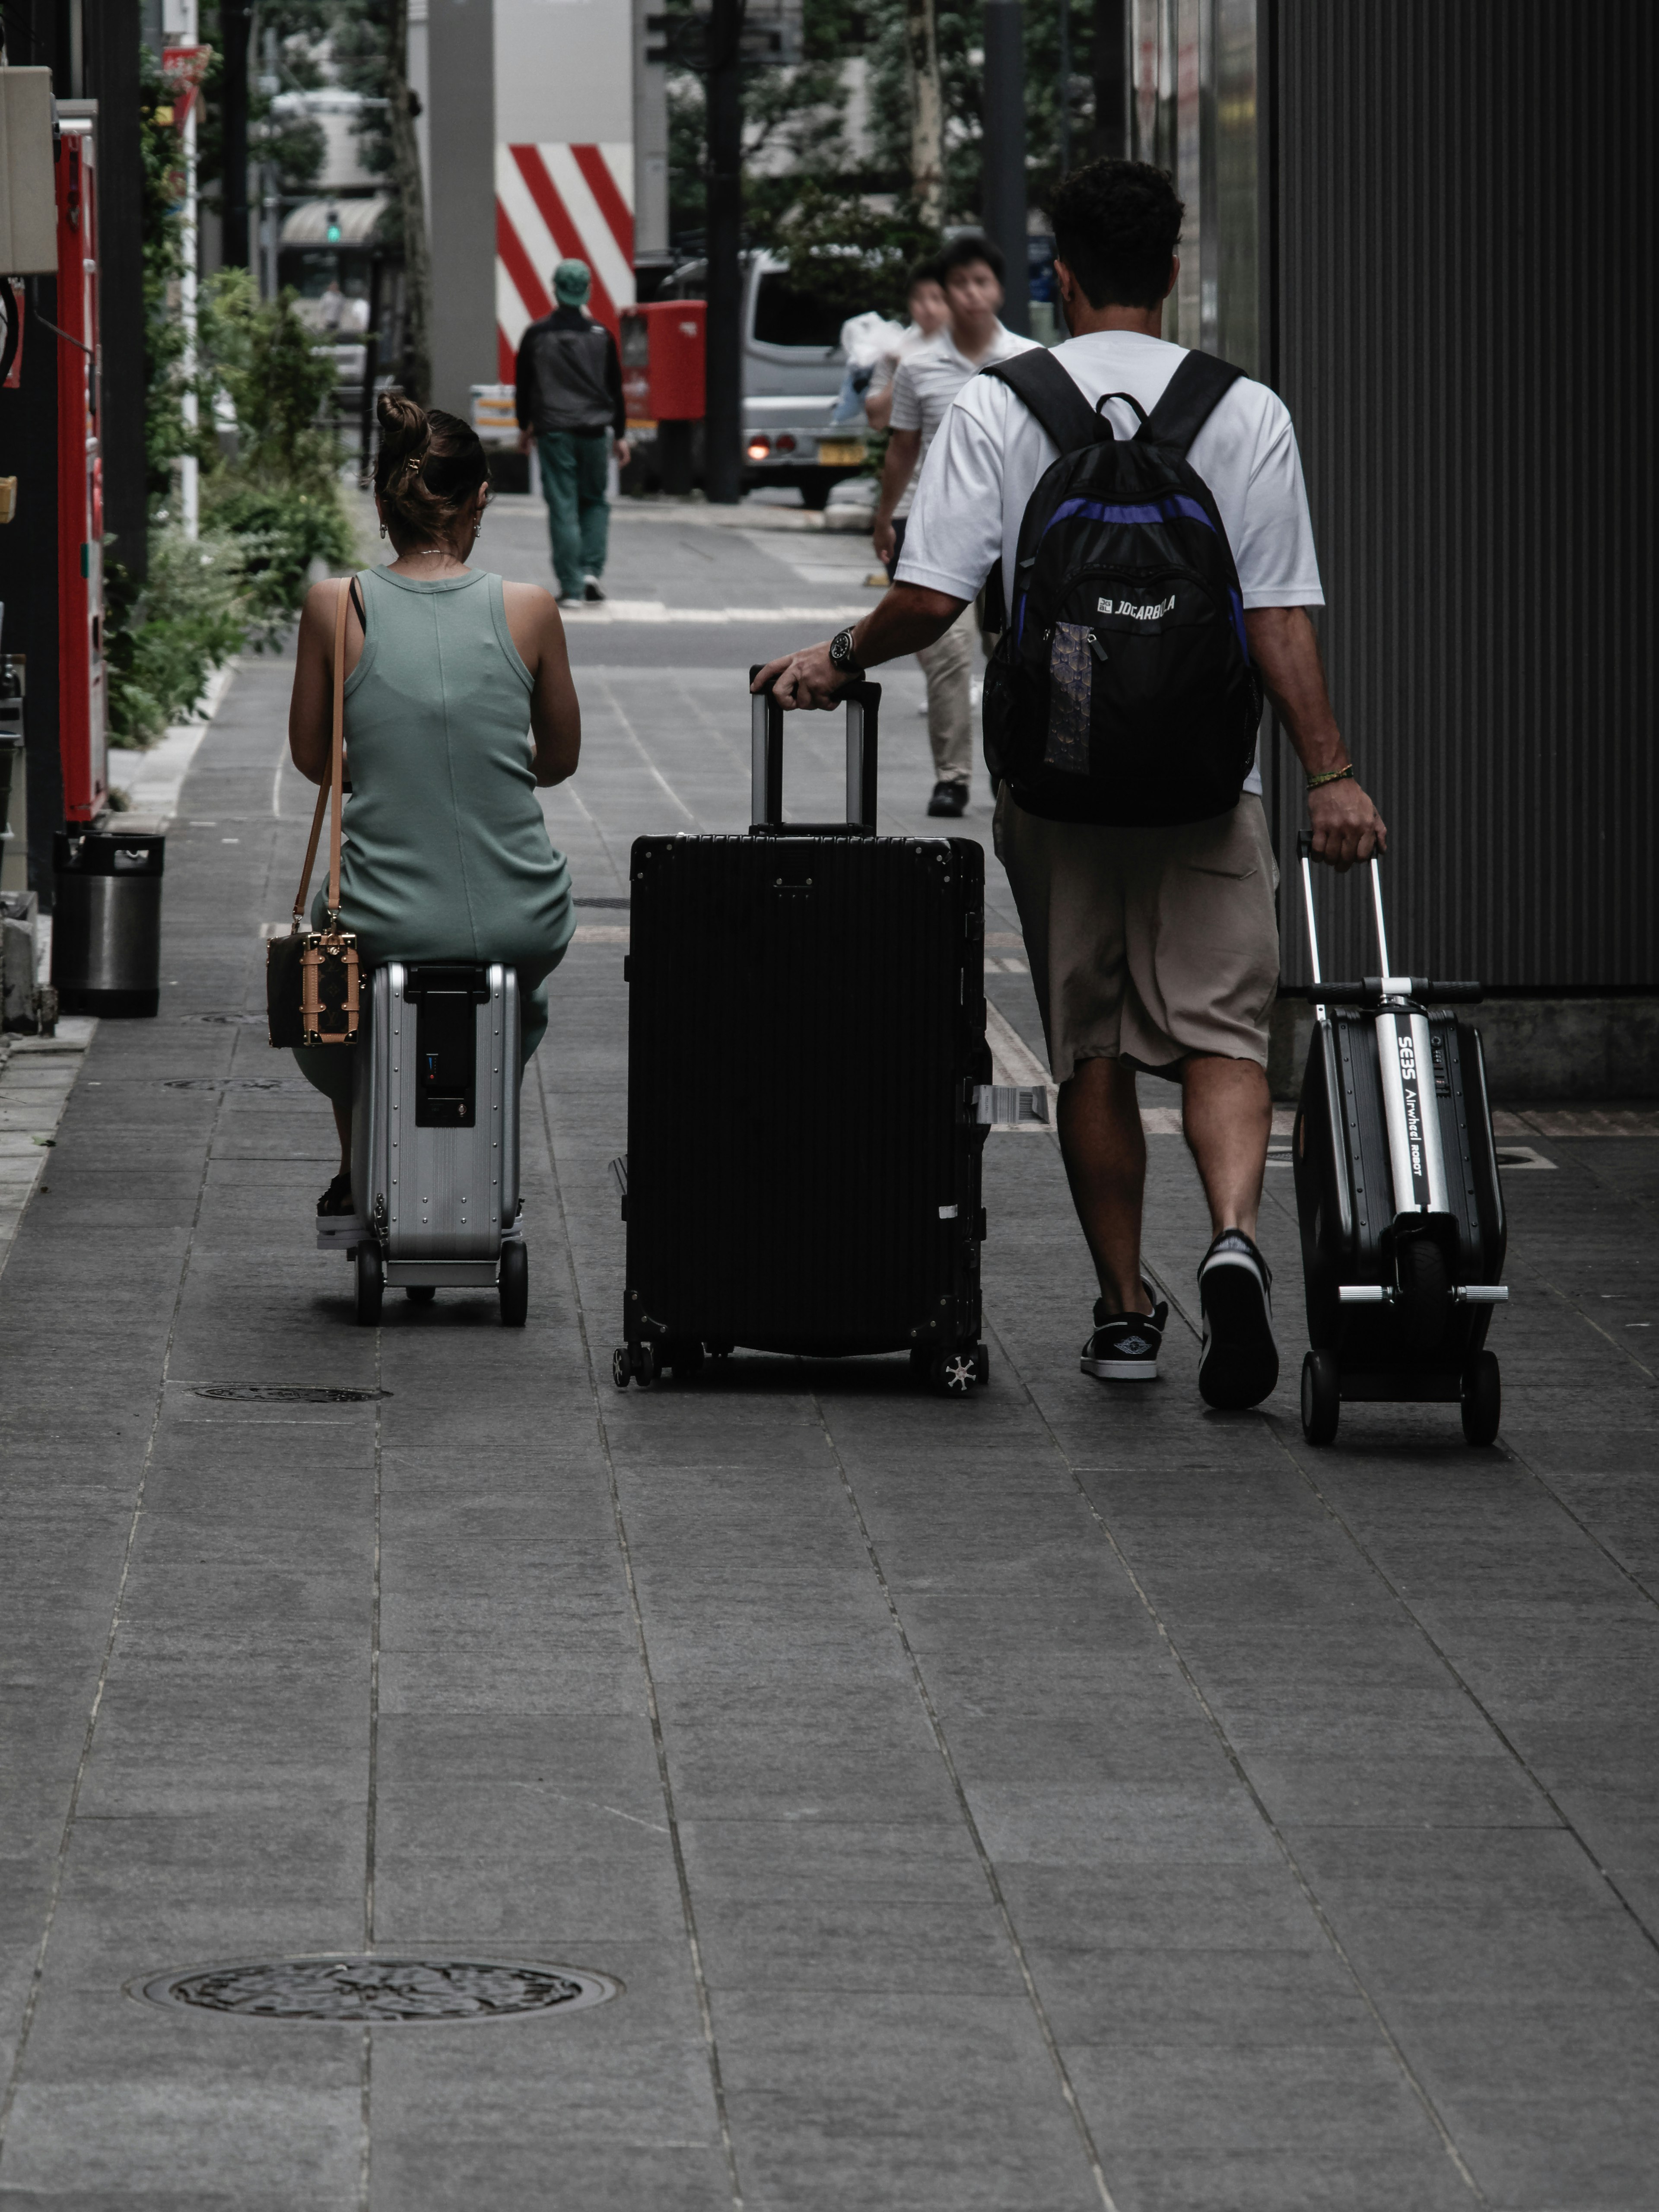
<box><xmin>537</xmin><ymin>429</ymin><xmax>610</xmax><ymax>597</ymax></box>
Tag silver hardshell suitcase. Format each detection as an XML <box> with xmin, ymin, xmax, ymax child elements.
<box><xmin>347</xmin><ymin>961</ymin><xmax>528</xmax><ymax>1325</ymax></box>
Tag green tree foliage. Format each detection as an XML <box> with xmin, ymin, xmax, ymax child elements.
<box><xmin>667</xmin><ymin>0</ymin><xmax>1108</xmax><ymax>256</ymax></box>
<box><xmin>111</xmin><ymin>73</ymin><xmax>355</xmax><ymax>745</ymax></box>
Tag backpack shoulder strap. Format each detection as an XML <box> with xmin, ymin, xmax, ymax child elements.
<box><xmin>1142</xmin><ymin>349</ymin><xmax>1248</xmax><ymax>457</ymax></box>
<box><xmin>979</xmin><ymin>348</ymin><xmax>1111</xmax><ymax>456</ymax></box>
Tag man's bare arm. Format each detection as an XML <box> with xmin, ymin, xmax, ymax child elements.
<box><xmin>871</xmin><ymin>427</ymin><xmax>921</xmax><ymax>565</ymax></box>
<box><xmin>1245</xmin><ymin>606</ymin><xmax>1386</xmax><ymax>871</ymax></box>
<box><xmin>752</xmin><ymin>583</ymin><xmax>965</xmax><ymax>711</ymax></box>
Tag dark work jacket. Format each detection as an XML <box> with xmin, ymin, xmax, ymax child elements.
<box><xmin>515</xmin><ymin>307</ymin><xmax>624</xmax><ymax>437</ymax></box>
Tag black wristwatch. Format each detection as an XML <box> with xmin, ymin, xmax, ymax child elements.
<box><xmin>827</xmin><ymin>626</ymin><xmax>863</xmax><ymax>680</ymax></box>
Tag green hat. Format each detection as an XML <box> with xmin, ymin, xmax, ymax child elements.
<box><xmin>553</xmin><ymin>258</ymin><xmax>592</xmax><ymax>306</ymax></box>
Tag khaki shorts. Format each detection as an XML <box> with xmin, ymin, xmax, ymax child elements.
<box><xmin>993</xmin><ymin>788</ymin><xmax>1280</xmax><ymax>1081</ymax></box>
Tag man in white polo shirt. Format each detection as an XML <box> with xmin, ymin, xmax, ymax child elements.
<box><xmin>753</xmin><ymin>158</ymin><xmax>1385</xmax><ymax>1414</ymax></box>
<box><xmin>872</xmin><ymin>234</ymin><xmax>1035</xmax><ymax>818</ymax></box>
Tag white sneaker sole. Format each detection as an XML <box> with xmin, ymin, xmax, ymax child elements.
<box><xmin>1080</xmin><ymin>1355</ymin><xmax>1160</xmax><ymax>1381</ymax></box>
<box><xmin>317</xmin><ymin>1215</ymin><xmax>366</xmax><ymax>1250</ymax></box>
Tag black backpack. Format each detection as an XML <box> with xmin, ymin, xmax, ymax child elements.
<box><xmin>979</xmin><ymin>347</ymin><xmax>1264</xmax><ymax>827</ymax></box>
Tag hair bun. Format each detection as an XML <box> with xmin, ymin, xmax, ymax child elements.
<box><xmin>375</xmin><ymin>391</ymin><xmax>429</xmax><ymax>471</ymax></box>
<box><xmin>372</xmin><ymin>396</ymin><xmax>489</xmax><ymax>553</ymax></box>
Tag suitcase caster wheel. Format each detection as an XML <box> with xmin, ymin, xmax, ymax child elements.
<box><xmin>973</xmin><ymin>1342</ymin><xmax>990</xmax><ymax>1386</ymax></box>
<box><xmin>1300</xmin><ymin>1349</ymin><xmax>1340</xmax><ymax>1445</ymax></box>
<box><xmin>666</xmin><ymin>1340</ymin><xmax>704</xmax><ymax>1381</ymax></box>
<box><xmin>612</xmin><ymin>1347</ymin><xmax>632</xmax><ymax>1391</ymax></box>
<box><xmin>406</xmin><ymin>1284</ymin><xmax>435</xmax><ymax>1305</ymax></box>
<box><xmin>355</xmin><ymin>1243</ymin><xmax>383</xmax><ymax>1327</ymax></box>
<box><xmin>929</xmin><ymin>1348</ymin><xmax>978</xmax><ymax>1397</ymax></box>
<box><xmin>635</xmin><ymin>1341</ymin><xmax>658</xmax><ymax>1388</ymax></box>
<box><xmin>1461</xmin><ymin>1350</ymin><xmax>1501</xmax><ymax>1446</ymax></box>
<box><xmin>499</xmin><ymin>1240</ymin><xmax>528</xmax><ymax>1327</ymax></box>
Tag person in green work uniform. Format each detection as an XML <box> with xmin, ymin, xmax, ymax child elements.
<box><xmin>514</xmin><ymin>259</ymin><xmax>632</xmax><ymax>608</ymax></box>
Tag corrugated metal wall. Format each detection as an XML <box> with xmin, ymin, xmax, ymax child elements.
<box><xmin>1268</xmin><ymin>1</ymin><xmax>1658</xmax><ymax>988</ymax></box>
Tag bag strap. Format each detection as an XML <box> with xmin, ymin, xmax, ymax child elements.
<box><xmin>289</xmin><ymin>576</ymin><xmax>354</xmax><ymax>933</ymax></box>
<box><xmin>1141</xmin><ymin>348</ymin><xmax>1247</xmax><ymax>456</ymax></box>
<box><xmin>979</xmin><ymin>347</ymin><xmax>1111</xmax><ymax>456</ymax></box>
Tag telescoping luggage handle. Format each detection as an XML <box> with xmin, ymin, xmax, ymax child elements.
<box><xmin>1294</xmin><ymin>833</ymin><xmax>1482</xmax><ymax>1014</ymax></box>
<box><xmin>748</xmin><ymin>666</ymin><xmax>881</xmax><ymax>835</ymax></box>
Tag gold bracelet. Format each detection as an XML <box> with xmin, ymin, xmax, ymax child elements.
<box><xmin>1306</xmin><ymin>764</ymin><xmax>1355</xmax><ymax>791</ymax></box>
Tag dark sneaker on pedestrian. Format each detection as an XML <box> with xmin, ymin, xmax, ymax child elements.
<box><xmin>583</xmin><ymin>578</ymin><xmax>606</xmax><ymax>602</ymax></box>
<box><xmin>1197</xmin><ymin>1229</ymin><xmax>1279</xmax><ymax>1408</ymax></box>
<box><xmin>927</xmin><ymin>780</ymin><xmax>968</xmax><ymax>818</ymax></box>
<box><xmin>1081</xmin><ymin>1290</ymin><xmax>1169</xmax><ymax>1381</ymax></box>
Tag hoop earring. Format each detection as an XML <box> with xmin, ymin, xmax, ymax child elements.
<box><xmin>378</xmin><ymin>521</ymin><xmax>387</xmax><ymax>539</ymax></box>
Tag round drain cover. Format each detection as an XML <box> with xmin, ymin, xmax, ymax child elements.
<box><xmin>137</xmin><ymin>1956</ymin><xmax>619</xmax><ymax>2023</ymax></box>
<box><xmin>194</xmin><ymin>1385</ymin><xmax>392</xmax><ymax>1404</ymax></box>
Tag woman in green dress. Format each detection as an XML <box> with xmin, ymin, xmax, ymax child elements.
<box><xmin>286</xmin><ymin>393</ymin><xmax>581</xmax><ymax>1219</ymax></box>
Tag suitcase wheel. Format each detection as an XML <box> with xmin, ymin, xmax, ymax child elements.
<box><xmin>406</xmin><ymin>1284</ymin><xmax>436</xmax><ymax>1305</ymax></box>
<box><xmin>1300</xmin><ymin>1349</ymin><xmax>1340</xmax><ymax>1446</ymax></box>
<box><xmin>499</xmin><ymin>1240</ymin><xmax>528</xmax><ymax>1328</ymax></box>
<box><xmin>928</xmin><ymin>1346</ymin><xmax>980</xmax><ymax>1398</ymax></box>
<box><xmin>355</xmin><ymin>1242</ymin><xmax>383</xmax><ymax>1327</ymax></box>
<box><xmin>664</xmin><ymin>1338</ymin><xmax>705</xmax><ymax>1381</ymax></box>
<box><xmin>1460</xmin><ymin>1350</ymin><xmax>1501</xmax><ymax>1446</ymax></box>
<box><xmin>612</xmin><ymin>1341</ymin><xmax>658</xmax><ymax>1388</ymax></box>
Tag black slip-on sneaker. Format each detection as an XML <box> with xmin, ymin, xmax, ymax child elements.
<box><xmin>583</xmin><ymin>578</ymin><xmax>607</xmax><ymax>602</ymax></box>
<box><xmin>926</xmin><ymin>780</ymin><xmax>969</xmax><ymax>818</ymax></box>
<box><xmin>1197</xmin><ymin>1229</ymin><xmax>1279</xmax><ymax>1409</ymax></box>
<box><xmin>1081</xmin><ymin>1290</ymin><xmax>1169</xmax><ymax>1381</ymax></box>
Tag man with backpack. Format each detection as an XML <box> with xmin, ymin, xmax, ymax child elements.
<box><xmin>753</xmin><ymin>158</ymin><xmax>1385</xmax><ymax>1413</ymax></box>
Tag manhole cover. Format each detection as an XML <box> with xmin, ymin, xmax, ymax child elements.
<box><xmin>194</xmin><ymin>1384</ymin><xmax>391</xmax><ymax>1404</ymax></box>
<box><xmin>163</xmin><ymin>1078</ymin><xmax>313</xmax><ymax>1092</ymax></box>
<box><xmin>136</xmin><ymin>1957</ymin><xmax>619</xmax><ymax>2023</ymax></box>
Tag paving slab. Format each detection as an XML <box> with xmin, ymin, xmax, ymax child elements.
<box><xmin>0</xmin><ymin>521</ymin><xmax>1656</xmax><ymax>2210</ymax></box>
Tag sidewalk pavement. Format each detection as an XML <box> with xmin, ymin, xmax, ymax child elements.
<box><xmin>1</xmin><ymin>518</ymin><xmax>1656</xmax><ymax>2211</ymax></box>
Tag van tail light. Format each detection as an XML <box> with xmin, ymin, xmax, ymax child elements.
<box><xmin>775</xmin><ymin>433</ymin><xmax>797</xmax><ymax>453</ymax></box>
<box><xmin>745</xmin><ymin>436</ymin><xmax>771</xmax><ymax>460</ymax></box>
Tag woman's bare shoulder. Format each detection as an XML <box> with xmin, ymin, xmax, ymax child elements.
<box><xmin>500</xmin><ymin>578</ymin><xmax>563</xmax><ymax>660</ymax></box>
<box><xmin>500</xmin><ymin>578</ymin><xmax>558</xmax><ymax>617</ymax></box>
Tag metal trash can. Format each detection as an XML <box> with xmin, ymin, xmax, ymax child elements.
<box><xmin>52</xmin><ymin>830</ymin><xmax>165</xmax><ymax>1017</ymax></box>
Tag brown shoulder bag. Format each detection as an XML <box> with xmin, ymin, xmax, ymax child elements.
<box><xmin>267</xmin><ymin>578</ymin><xmax>361</xmax><ymax>1048</ymax></box>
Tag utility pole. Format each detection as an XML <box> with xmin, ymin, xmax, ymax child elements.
<box><xmin>1057</xmin><ymin>0</ymin><xmax>1071</xmax><ymax>179</ymax></box>
<box><xmin>704</xmin><ymin>0</ymin><xmax>744</xmax><ymax>505</ymax></box>
<box><xmin>220</xmin><ymin>0</ymin><xmax>251</xmax><ymax>265</ymax></box>
<box><xmin>385</xmin><ymin>0</ymin><xmax>432</xmax><ymax>402</ymax></box>
<box><xmin>1089</xmin><ymin>0</ymin><xmax>1128</xmax><ymax>161</ymax></box>
<box><xmin>905</xmin><ymin>0</ymin><xmax>942</xmax><ymax>227</ymax></box>
<box><xmin>981</xmin><ymin>0</ymin><xmax>1027</xmax><ymax>335</ymax></box>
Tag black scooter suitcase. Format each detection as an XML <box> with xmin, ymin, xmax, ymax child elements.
<box><xmin>1291</xmin><ymin>834</ymin><xmax>1509</xmax><ymax>1446</ymax></box>
<box><xmin>611</xmin><ymin>678</ymin><xmax>993</xmax><ymax>1396</ymax></box>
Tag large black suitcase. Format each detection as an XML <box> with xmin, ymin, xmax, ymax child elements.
<box><xmin>612</xmin><ymin>677</ymin><xmax>993</xmax><ymax>1396</ymax></box>
<box><xmin>1290</xmin><ymin>834</ymin><xmax>1509</xmax><ymax>1446</ymax></box>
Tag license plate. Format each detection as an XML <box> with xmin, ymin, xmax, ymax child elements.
<box><xmin>817</xmin><ymin>440</ymin><xmax>865</xmax><ymax>467</ymax></box>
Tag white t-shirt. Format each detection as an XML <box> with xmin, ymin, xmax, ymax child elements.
<box><xmin>887</xmin><ymin>323</ymin><xmax>1036</xmax><ymax>519</ymax></box>
<box><xmin>894</xmin><ymin>330</ymin><xmax>1324</xmax><ymax>795</ymax></box>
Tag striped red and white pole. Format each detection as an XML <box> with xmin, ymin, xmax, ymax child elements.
<box><xmin>496</xmin><ymin>142</ymin><xmax>635</xmax><ymax>382</ymax></box>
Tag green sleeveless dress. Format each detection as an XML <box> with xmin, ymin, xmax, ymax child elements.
<box><xmin>293</xmin><ymin>565</ymin><xmax>574</xmax><ymax>1109</ymax></box>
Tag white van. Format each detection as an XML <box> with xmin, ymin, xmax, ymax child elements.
<box><xmin>661</xmin><ymin>250</ymin><xmax>871</xmax><ymax>508</ymax></box>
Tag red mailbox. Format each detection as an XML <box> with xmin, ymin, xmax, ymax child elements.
<box><xmin>620</xmin><ymin>299</ymin><xmax>705</xmax><ymax>429</ymax></box>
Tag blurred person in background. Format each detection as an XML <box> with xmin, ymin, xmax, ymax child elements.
<box><xmin>862</xmin><ymin>257</ymin><xmax>948</xmax><ymax>434</ymax></box>
<box><xmin>515</xmin><ymin>259</ymin><xmax>631</xmax><ymax>609</ymax></box>
<box><xmin>871</xmin><ymin>238</ymin><xmax>1034</xmax><ymax>817</ymax></box>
